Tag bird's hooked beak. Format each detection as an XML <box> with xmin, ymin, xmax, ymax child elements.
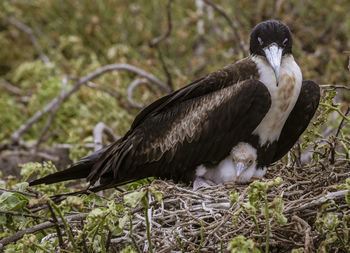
<box><xmin>235</xmin><ymin>162</ymin><xmax>245</xmax><ymax>179</ymax></box>
<box><xmin>263</xmin><ymin>43</ymin><xmax>282</xmax><ymax>85</ymax></box>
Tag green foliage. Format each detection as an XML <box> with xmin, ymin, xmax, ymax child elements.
<box><xmin>314</xmin><ymin>179</ymin><xmax>350</xmax><ymax>252</ymax></box>
<box><xmin>336</xmin><ymin>178</ymin><xmax>350</xmax><ymax>207</ymax></box>
<box><xmin>228</xmin><ymin>235</ymin><xmax>260</xmax><ymax>253</ymax></box>
<box><xmin>291</xmin><ymin>249</ymin><xmax>304</xmax><ymax>253</ymax></box>
<box><xmin>0</xmin><ymin>192</ymin><xmax>29</xmax><ymax>230</ymax></box>
<box><xmin>124</xmin><ymin>190</ymin><xmax>147</xmax><ymax>208</ymax></box>
<box><xmin>231</xmin><ymin>178</ymin><xmax>286</xmax><ymax>252</ymax></box>
<box><xmin>20</xmin><ymin>162</ymin><xmax>70</xmax><ymax>195</ymax></box>
<box><xmin>120</xmin><ymin>245</ymin><xmax>137</xmax><ymax>253</ymax></box>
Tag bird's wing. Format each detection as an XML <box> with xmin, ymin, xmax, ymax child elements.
<box><xmin>88</xmin><ymin>62</ymin><xmax>271</xmax><ymax>185</ymax></box>
<box><xmin>271</xmin><ymin>80</ymin><xmax>320</xmax><ymax>163</ymax></box>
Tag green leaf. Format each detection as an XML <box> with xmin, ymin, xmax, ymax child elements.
<box><xmin>120</xmin><ymin>245</ymin><xmax>137</xmax><ymax>253</ymax></box>
<box><xmin>291</xmin><ymin>248</ymin><xmax>304</xmax><ymax>253</ymax></box>
<box><xmin>118</xmin><ymin>214</ymin><xmax>128</xmax><ymax>230</ymax></box>
<box><xmin>0</xmin><ymin>192</ymin><xmax>29</xmax><ymax>211</ymax></box>
<box><xmin>242</xmin><ymin>203</ymin><xmax>257</xmax><ymax>217</ymax></box>
<box><xmin>269</xmin><ymin>196</ymin><xmax>287</xmax><ymax>226</ymax></box>
<box><xmin>150</xmin><ymin>187</ymin><xmax>162</xmax><ymax>203</ymax></box>
<box><xmin>12</xmin><ymin>182</ymin><xmax>29</xmax><ymax>192</ymax></box>
<box><xmin>227</xmin><ymin>235</ymin><xmax>260</xmax><ymax>253</ymax></box>
<box><xmin>229</xmin><ymin>190</ymin><xmax>239</xmax><ymax>205</ymax></box>
<box><xmin>345</xmin><ymin>191</ymin><xmax>350</xmax><ymax>207</ymax></box>
<box><xmin>0</xmin><ymin>214</ymin><xmax>7</xmax><ymax>225</ymax></box>
<box><xmin>124</xmin><ymin>190</ymin><xmax>147</xmax><ymax>208</ymax></box>
<box><xmin>324</xmin><ymin>213</ymin><xmax>339</xmax><ymax>231</ymax></box>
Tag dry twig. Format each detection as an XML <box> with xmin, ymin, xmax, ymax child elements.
<box><xmin>93</xmin><ymin>122</ymin><xmax>120</xmax><ymax>152</ymax></box>
<box><xmin>0</xmin><ymin>213</ymin><xmax>88</xmax><ymax>248</ymax></box>
<box><xmin>202</xmin><ymin>0</ymin><xmax>246</xmax><ymax>55</ymax></box>
<box><xmin>127</xmin><ymin>79</ymin><xmax>154</xmax><ymax>109</ymax></box>
<box><xmin>7</xmin><ymin>17</ymin><xmax>50</xmax><ymax>64</ymax></box>
<box><xmin>35</xmin><ymin>76</ymin><xmax>68</xmax><ymax>149</ymax></box>
<box><xmin>150</xmin><ymin>0</ymin><xmax>174</xmax><ymax>47</ymax></box>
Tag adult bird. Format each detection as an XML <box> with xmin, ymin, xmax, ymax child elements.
<box><xmin>29</xmin><ymin>20</ymin><xmax>320</xmax><ymax>192</ymax></box>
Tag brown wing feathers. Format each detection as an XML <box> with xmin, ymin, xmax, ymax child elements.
<box><xmin>29</xmin><ymin>58</ymin><xmax>270</xmax><ymax>188</ymax></box>
<box><xmin>86</xmin><ymin>79</ymin><xmax>271</xmax><ymax>186</ymax></box>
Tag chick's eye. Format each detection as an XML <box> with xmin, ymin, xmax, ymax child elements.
<box><xmin>282</xmin><ymin>38</ymin><xmax>288</xmax><ymax>46</ymax></box>
<box><xmin>248</xmin><ymin>160</ymin><xmax>252</xmax><ymax>165</ymax></box>
<box><xmin>258</xmin><ymin>37</ymin><xmax>264</xmax><ymax>45</ymax></box>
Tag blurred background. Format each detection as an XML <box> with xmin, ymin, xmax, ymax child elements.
<box><xmin>0</xmin><ymin>0</ymin><xmax>349</xmax><ymax>175</ymax></box>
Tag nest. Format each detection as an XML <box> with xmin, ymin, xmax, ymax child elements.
<box><xmin>109</xmin><ymin>159</ymin><xmax>349</xmax><ymax>252</ymax></box>
<box><xmin>1</xmin><ymin>159</ymin><xmax>348</xmax><ymax>252</ymax></box>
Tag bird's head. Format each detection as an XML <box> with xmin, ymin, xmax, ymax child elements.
<box><xmin>250</xmin><ymin>20</ymin><xmax>293</xmax><ymax>84</ymax></box>
<box><xmin>231</xmin><ymin>142</ymin><xmax>257</xmax><ymax>183</ymax></box>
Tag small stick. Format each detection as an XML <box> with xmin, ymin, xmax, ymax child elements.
<box><xmin>47</xmin><ymin>202</ymin><xmax>64</xmax><ymax>249</ymax></box>
<box><xmin>0</xmin><ymin>213</ymin><xmax>88</xmax><ymax>248</ymax></box>
<box><xmin>127</xmin><ymin>79</ymin><xmax>150</xmax><ymax>109</ymax></box>
<box><xmin>0</xmin><ymin>187</ymin><xmax>36</xmax><ymax>198</ymax></box>
<box><xmin>150</xmin><ymin>0</ymin><xmax>174</xmax><ymax>47</ymax></box>
<box><xmin>320</xmin><ymin>84</ymin><xmax>350</xmax><ymax>91</ymax></box>
<box><xmin>0</xmin><ymin>209</ymin><xmax>51</xmax><ymax>221</ymax></box>
<box><xmin>86</xmin><ymin>81</ymin><xmax>133</xmax><ymax>113</ymax></box>
<box><xmin>8</xmin><ymin>17</ymin><xmax>50</xmax><ymax>64</ymax></box>
<box><xmin>93</xmin><ymin>122</ymin><xmax>120</xmax><ymax>152</ymax></box>
<box><xmin>202</xmin><ymin>0</ymin><xmax>245</xmax><ymax>55</ymax></box>
<box><xmin>35</xmin><ymin>76</ymin><xmax>68</xmax><ymax>149</ymax></box>
<box><xmin>0</xmin><ymin>79</ymin><xmax>23</xmax><ymax>95</ymax></box>
<box><xmin>330</xmin><ymin>106</ymin><xmax>350</xmax><ymax>164</ymax></box>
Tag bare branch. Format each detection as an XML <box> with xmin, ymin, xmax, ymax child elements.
<box><xmin>289</xmin><ymin>190</ymin><xmax>349</xmax><ymax>213</ymax></box>
<box><xmin>202</xmin><ymin>0</ymin><xmax>246</xmax><ymax>55</ymax></box>
<box><xmin>320</xmin><ymin>84</ymin><xmax>350</xmax><ymax>91</ymax></box>
<box><xmin>0</xmin><ymin>187</ymin><xmax>36</xmax><ymax>198</ymax></box>
<box><xmin>196</xmin><ymin>0</ymin><xmax>205</xmax><ymax>35</ymax></box>
<box><xmin>330</xmin><ymin>106</ymin><xmax>349</xmax><ymax>164</ymax></box>
<box><xmin>156</xmin><ymin>48</ymin><xmax>173</xmax><ymax>90</ymax></box>
<box><xmin>3</xmin><ymin>150</ymin><xmax>59</xmax><ymax>161</ymax></box>
<box><xmin>150</xmin><ymin>0</ymin><xmax>173</xmax><ymax>47</ymax></box>
<box><xmin>10</xmin><ymin>63</ymin><xmax>169</xmax><ymax>144</ymax></box>
<box><xmin>127</xmin><ymin>79</ymin><xmax>151</xmax><ymax>109</ymax></box>
<box><xmin>35</xmin><ymin>76</ymin><xmax>68</xmax><ymax>149</ymax></box>
<box><xmin>0</xmin><ymin>209</ymin><xmax>51</xmax><ymax>221</ymax></box>
<box><xmin>0</xmin><ymin>213</ymin><xmax>88</xmax><ymax>248</ymax></box>
<box><xmin>292</xmin><ymin>215</ymin><xmax>313</xmax><ymax>253</ymax></box>
<box><xmin>55</xmin><ymin>143</ymin><xmax>95</xmax><ymax>150</ymax></box>
<box><xmin>148</xmin><ymin>0</ymin><xmax>174</xmax><ymax>90</ymax></box>
<box><xmin>7</xmin><ymin>17</ymin><xmax>50</xmax><ymax>64</ymax></box>
<box><xmin>47</xmin><ymin>202</ymin><xmax>64</xmax><ymax>249</ymax></box>
<box><xmin>93</xmin><ymin>122</ymin><xmax>120</xmax><ymax>152</ymax></box>
<box><xmin>0</xmin><ymin>79</ymin><xmax>23</xmax><ymax>96</ymax></box>
<box><xmin>86</xmin><ymin>81</ymin><xmax>133</xmax><ymax>113</ymax></box>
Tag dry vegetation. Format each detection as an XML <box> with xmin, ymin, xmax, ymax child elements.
<box><xmin>0</xmin><ymin>0</ymin><xmax>349</xmax><ymax>252</ymax></box>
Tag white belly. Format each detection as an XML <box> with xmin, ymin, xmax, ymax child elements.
<box><xmin>196</xmin><ymin>157</ymin><xmax>236</xmax><ymax>184</ymax></box>
<box><xmin>251</xmin><ymin>55</ymin><xmax>302</xmax><ymax>145</ymax></box>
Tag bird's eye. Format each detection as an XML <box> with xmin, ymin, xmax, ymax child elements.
<box><xmin>248</xmin><ymin>160</ymin><xmax>253</xmax><ymax>165</ymax></box>
<box><xmin>282</xmin><ymin>38</ymin><xmax>288</xmax><ymax>46</ymax></box>
<box><xmin>258</xmin><ymin>37</ymin><xmax>264</xmax><ymax>46</ymax></box>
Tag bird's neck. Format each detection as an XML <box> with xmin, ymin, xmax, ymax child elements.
<box><xmin>251</xmin><ymin>54</ymin><xmax>303</xmax><ymax>146</ymax></box>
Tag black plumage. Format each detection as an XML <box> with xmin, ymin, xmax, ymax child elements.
<box><xmin>29</xmin><ymin>20</ymin><xmax>320</xmax><ymax>191</ymax></box>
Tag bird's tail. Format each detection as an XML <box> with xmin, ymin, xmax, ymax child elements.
<box><xmin>29</xmin><ymin>145</ymin><xmax>111</xmax><ymax>186</ymax></box>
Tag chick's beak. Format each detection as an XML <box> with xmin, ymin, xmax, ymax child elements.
<box><xmin>263</xmin><ymin>43</ymin><xmax>282</xmax><ymax>85</ymax></box>
<box><xmin>235</xmin><ymin>162</ymin><xmax>245</xmax><ymax>179</ymax></box>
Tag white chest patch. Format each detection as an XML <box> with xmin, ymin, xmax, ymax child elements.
<box><xmin>251</xmin><ymin>55</ymin><xmax>302</xmax><ymax>145</ymax></box>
